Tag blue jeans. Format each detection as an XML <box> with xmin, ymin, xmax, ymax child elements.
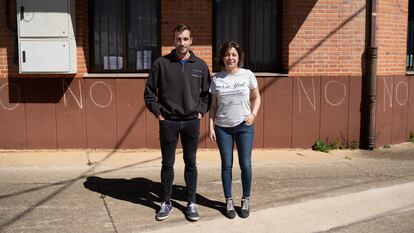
<box><xmin>159</xmin><ymin>119</ymin><xmax>200</xmax><ymax>204</ymax></box>
<box><xmin>215</xmin><ymin>122</ymin><xmax>254</xmax><ymax>199</ymax></box>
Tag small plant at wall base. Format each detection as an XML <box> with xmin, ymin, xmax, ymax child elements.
<box><xmin>410</xmin><ymin>132</ymin><xmax>414</xmax><ymax>143</ymax></box>
<box><xmin>329</xmin><ymin>140</ymin><xmax>344</xmax><ymax>150</ymax></box>
<box><xmin>312</xmin><ymin>140</ymin><xmax>330</xmax><ymax>153</ymax></box>
<box><xmin>312</xmin><ymin>139</ymin><xmax>360</xmax><ymax>152</ymax></box>
<box><xmin>348</xmin><ymin>140</ymin><xmax>360</xmax><ymax>150</ymax></box>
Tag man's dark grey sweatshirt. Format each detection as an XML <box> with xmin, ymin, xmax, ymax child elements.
<box><xmin>144</xmin><ymin>50</ymin><xmax>211</xmax><ymax>120</ymax></box>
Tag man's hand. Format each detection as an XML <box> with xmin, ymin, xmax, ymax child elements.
<box><xmin>198</xmin><ymin>113</ymin><xmax>203</xmax><ymax>119</ymax></box>
<box><xmin>157</xmin><ymin>115</ymin><xmax>165</xmax><ymax>121</ymax></box>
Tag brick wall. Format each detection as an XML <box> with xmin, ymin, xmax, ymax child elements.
<box><xmin>0</xmin><ymin>0</ymin><xmax>413</xmax><ymax>150</ymax></box>
<box><xmin>161</xmin><ymin>0</ymin><xmax>212</xmax><ymax>70</ymax></box>
<box><xmin>376</xmin><ymin>0</ymin><xmax>409</xmax><ymax>75</ymax></box>
<box><xmin>1</xmin><ymin>0</ymin><xmax>410</xmax><ymax>77</ymax></box>
<box><xmin>0</xmin><ymin>0</ymin><xmax>86</xmax><ymax>79</ymax></box>
<box><xmin>75</xmin><ymin>0</ymin><xmax>88</xmax><ymax>78</ymax></box>
<box><xmin>284</xmin><ymin>0</ymin><xmax>366</xmax><ymax>76</ymax></box>
<box><xmin>0</xmin><ymin>0</ymin><xmax>17</xmax><ymax>79</ymax></box>
<box><xmin>0</xmin><ymin>0</ymin><xmax>212</xmax><ymax>77</ymax></box>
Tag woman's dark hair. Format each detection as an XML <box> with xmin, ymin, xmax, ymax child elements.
<box><xmin>216</xmin><ymin>41</ymin><xmax>244</xmax><ymax>68</ymax></box>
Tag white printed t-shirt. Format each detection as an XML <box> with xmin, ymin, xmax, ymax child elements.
<box><xmin>210</xmin><ymin>68</ymin><xmax>258</xmax><ymax>127</ymax></box>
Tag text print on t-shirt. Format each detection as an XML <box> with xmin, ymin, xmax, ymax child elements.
<box><xmin>215</xmin><ymin>81</ymin><xmax>246</xmax><ymax>90</ymax></box>
<box><xmin>215</xmin><ymin>80</ymin><xmax>250</xmax><ymax>107</ymax></box>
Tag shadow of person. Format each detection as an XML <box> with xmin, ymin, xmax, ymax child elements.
<box><xmin>84</xmin><ymin>176</ymin><xmax>225</xmax><ymax>219</ymax></box>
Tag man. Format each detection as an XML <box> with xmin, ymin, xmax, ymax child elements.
<box><xmin>144</xmin><ymin>24</ymin><xmax>210</xmax><ymax>221</ymax></box>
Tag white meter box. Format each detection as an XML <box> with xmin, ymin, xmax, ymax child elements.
<box><xmin>17</xmin><ymin>0</ymin><xmax>77</xmax><ymax>74</ymax></box>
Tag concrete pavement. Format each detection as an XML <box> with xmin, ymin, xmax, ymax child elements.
<box><xmin>147</xmin><ymin>181</ymin><xmax>414</xmax><ymax>233</ymax></box>
<box><xmin>0</xmin><ymin>143</ymin><xmax>414</xmax><ymax>233</ymax></box>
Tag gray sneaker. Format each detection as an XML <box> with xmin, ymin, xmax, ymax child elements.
<box><xmin>225</xmin><ymin>198</ymin><xmax>236</xmax><ymax>219</ymax></box>
<box><xmin>186</xmin><ymin>203</ymin><xmax>199</xmax><ymax>221</ymax></box>
<box><xmin>240</xmin><ymin>198</ymin><xmax>250</xmax><ymax>218</ymax></box>
<box><xmin>155</xmin><ymin>202</ymin><xmax>173</xmax><ymax>221</ymax></box>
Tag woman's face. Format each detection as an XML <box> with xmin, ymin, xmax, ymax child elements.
<box><xmin>223</xmin><ymin>47</ymin><xmax>239</xmax><ymax>71</ymax></box>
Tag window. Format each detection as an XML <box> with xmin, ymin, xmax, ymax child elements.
<box><xmin>89</xmin><ymin>0</ymin><xmax>160</xmax><ymax>73</ymax></box>
<box><xmin>407</xmin><ymin>0</ymin><xmax>414</xmax><ymax>71</ymax></box>
<box><xmin>214</xmin><ymin>0</ymin><xmax>283</xmax><ymax>72</ymax></box>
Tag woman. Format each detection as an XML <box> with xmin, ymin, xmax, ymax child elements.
<box><xmin>209</xmin><ymin>41</ymin><xmax>261</xmax><ymax>219</ymax></box>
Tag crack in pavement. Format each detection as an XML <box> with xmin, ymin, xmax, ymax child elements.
<box><xmin>341</xmin><ymin>161</ymin><xmax>371</xmax><ymax>176</ymax></box>
<box><xmin>97</xmin><ymin>184</ymin><xmax>119</xmax><ymax>233</ymax></box>
<box><xmin>342</xmin><ymin>161</ymin><xmax>413</xmax><ymax>181</ymax></box>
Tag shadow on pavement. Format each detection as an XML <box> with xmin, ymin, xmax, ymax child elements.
<box><xmin>84</xmin><ymin>176</ymin><xmax>226</xmax><ymax>218</ymax></box>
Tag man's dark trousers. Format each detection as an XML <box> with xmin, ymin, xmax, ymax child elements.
<box><xmin>159</xmin><ymin>118</ymin><xmax>200</xmax><ymax>204</ymax></box>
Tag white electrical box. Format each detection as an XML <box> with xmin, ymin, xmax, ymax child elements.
<box><xmin>17</xmin><ymin>0</ymin><xmax>77</xmax><ymax>74</ymax></box>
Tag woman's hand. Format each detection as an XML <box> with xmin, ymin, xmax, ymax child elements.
<box><xmin>244</xmin><ymin>114</ymin><xmax>256</xmax><ymax>125</ymax></box>
<box><xmin>208</xmin><ymin>127</ymin><xmax>216</xmax><ymax>141</ymax></box>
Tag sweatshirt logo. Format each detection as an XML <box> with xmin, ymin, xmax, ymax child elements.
<box><xmin>192</xmin><ymin>69</ymin><xmax>203</xmax><ymax>78</ymax></box>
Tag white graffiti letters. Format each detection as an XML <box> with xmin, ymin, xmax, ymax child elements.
<box><xmin>324</xmin><ymin>80</ymin><xmax>346</xmax><ymax>106</ymax></box>
<box><xmin>0</xmin><ymin>83</ymin><xmax>20</xmax><ymax>111</ymax></box>
<box><xmin>89</xmin><ymin>81</ymin><xmax>113</xmax><ymax>108</ymax></box>
<box><xmin>382</xmin><ymin>77</ymin><xmax>409</xmax><ymax>111</ymax></box>
<box><xmin>297</xmin><ymin>78</ymin><xmax>316</xmax><ymax>112</ymax></box>
<box><xmin>63</xmin><ymin>80</ymin><xmax>83</xmax><ymax>109</ymax></box>
<box><xmin>0</xmin><ymin>80</ymin><xmax>114</xmax><ymax>110</ymax></box>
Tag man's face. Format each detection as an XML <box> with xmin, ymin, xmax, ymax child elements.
<box><xmin>174</xmin><ymin>30</ymin><xmax>193</xmax><ymax>55</ymax></box>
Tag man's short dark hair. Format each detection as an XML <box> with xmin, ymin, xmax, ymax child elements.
<box><xmin>216</xmin><ymin>41</ymin><xmax>244</xmax><ymax>68</ymax></box>
<box><xmin>173</xmin><ymin>24</ymin><xmax>192</xmax><ymax>37</ymax></box>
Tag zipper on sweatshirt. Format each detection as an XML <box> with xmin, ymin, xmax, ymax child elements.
<box><xmin>179</xmin><ymin>59</ymin><xmax>189</xmax><ymax>72</ymax></box>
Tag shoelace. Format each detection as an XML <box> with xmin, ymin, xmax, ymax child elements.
<box><xmin>241</xmin><ymin>199</ymin><xmax>249</xmax><ymax>210</ymax></box>
<box><xmin>160</xmin><ymin>202</ymin><xmax>170</xmax><ymax>212</ymax></box>
<box><xmin>226</xmin><ymin>200</ymin><xmax>235</xmax><ymax>211</ymax></box>
<box><xmin>188</xmin><ymin>203</ymin><xmax>197</xmax><ymax>213</ymax></box>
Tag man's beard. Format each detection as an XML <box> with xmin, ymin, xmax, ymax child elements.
<box><xmin>178</xmin><ymin>46</ymin><xmax>188</xmax><ymax>53</ymax></box>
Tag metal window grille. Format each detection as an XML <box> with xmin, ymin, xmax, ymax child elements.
<box><xmin>89</xmin><ymin>0</ymin><xmax>160</xmax><ymax>73</ymax></box>
<box><xmin>213</xmin><ymin>0</ymin><xmax>282</xmax><ymax>72</ymax></box>
<box><xmin>407</xmin><ymin>0</ymin><xmax>414</xmax><ymax>71</ymax></box>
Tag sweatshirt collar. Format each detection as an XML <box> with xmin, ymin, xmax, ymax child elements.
<box><xmin>168</xmin><ymin>49</ymin><xmax>197</xmax><ymax>62</ymax></box>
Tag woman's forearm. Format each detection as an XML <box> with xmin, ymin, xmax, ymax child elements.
<box><xmin>209</xmin><ymin>95</ymin><xmax>218</xmax><ymax>129</ymax></box>
<box><xmin>250</xmin><ymin>87</ymin><xmax>261</xmax><ymax>116</ymax></box>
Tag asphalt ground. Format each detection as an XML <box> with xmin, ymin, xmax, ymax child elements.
<box><xmin>1</xmin><ymin>143</ymin><xmax>414</xmax><ymax>233</ymax></box>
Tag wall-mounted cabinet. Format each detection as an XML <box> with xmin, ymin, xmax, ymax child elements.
<box><xmin>16</xmin><ymin>0</ymin><xmax>76</xmax><ymax>74</ymax></box>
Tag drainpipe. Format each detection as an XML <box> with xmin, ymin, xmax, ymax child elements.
<box><xmin>364</xmin><ymin>0</ymin><xmax>377</xmax><ymax>149</ymax></box>
<box><xmin>5</xmin><ymin>0</ymin><xmax>18</xmax><ymax>65</ymax></box>
<box><xmin>5</xmin><ymin>0</ymin><xmax>17</xmax><ymax>34</ymax></box>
